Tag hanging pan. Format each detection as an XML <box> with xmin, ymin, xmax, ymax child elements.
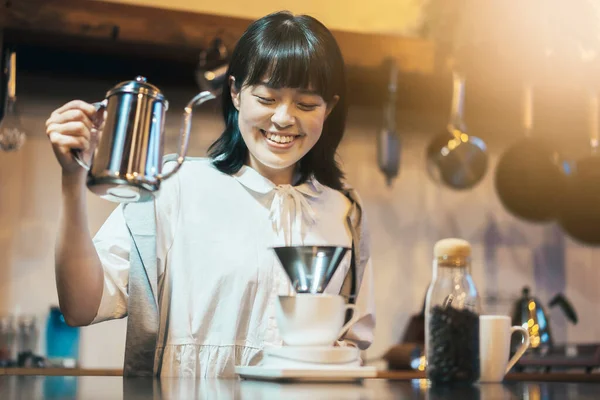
<box><xmin>494</xmin><ymin>83</ymin><xmax>567</xmax><ymax>222</ymax></box>
<box><xmin>426</xmin><ymin>71</ymin><xmax>488</xmax><ymax>190</ymax></box>
<box><xmin>558</xmin><ymin>90</ymin><xmax>600</xmax><ymax>245</ymax></box>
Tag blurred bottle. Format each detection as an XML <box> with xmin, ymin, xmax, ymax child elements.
<box><xmin>0</xmin><ymin>314</ymin><xmax>17</xmax><ymax>367</ymax></box>
<box><xmin>17</xmin><ymin>314</ymin><xmax>39</xmax><ymax>366</ymax></box>
<box><xmin>46</xmin><ymin>306</ymin><xmax>80</xmax><ymax>368</ymax></box>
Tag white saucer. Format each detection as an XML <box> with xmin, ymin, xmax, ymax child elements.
<box><xmin>235</xmin><ymin>365</ymin><xmax>377</xmax><ymax>382</ymax></box>
<box><xmin>263</xmin><ymin>346</ymin><xmax>360</xmax><ymax>365</ymax></box>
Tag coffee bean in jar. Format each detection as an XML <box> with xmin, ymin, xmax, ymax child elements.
<box><xmin>425</xmin><ymin>238</ymin><xmax>481</xmax><ymax>385</ymax></box>
<box><xmin>427</xmin><ymin>305</ymin><xmax>480</xmax><ymax>384</ymax></box>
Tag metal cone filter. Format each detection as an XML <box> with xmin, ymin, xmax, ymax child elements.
<box><xmin>272</xmin><ymin>246</ymin><xmax>351</xmax><ymax>294</ymax></box>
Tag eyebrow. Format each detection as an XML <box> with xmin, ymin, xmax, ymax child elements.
<box><xmin>257</xmin><ymin>81</ymin><xmax>321</xmax><ymax>96</ymax></box>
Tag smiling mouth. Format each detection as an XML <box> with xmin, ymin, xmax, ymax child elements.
<box><xmin>260</xmin><ymin>129</ymin><xmax>301</xmax><ymax>145</ymax></box>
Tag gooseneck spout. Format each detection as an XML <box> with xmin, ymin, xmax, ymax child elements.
<box><xmin>157</xmin><ymin>91</ymin><xmax>216</xmax><ymax>180</ymax></box>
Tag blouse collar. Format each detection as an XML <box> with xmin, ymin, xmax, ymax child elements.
<box><xmin>233</xmin><ymin>165</ymin><xmax>324</xmax><ymax>245</ymax></box>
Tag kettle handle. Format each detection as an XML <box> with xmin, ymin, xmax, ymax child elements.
<box><xmin>157</xmin><ymin>91</ymin><xmax>216</xmax><ymax>181</ymax></box>
<box><xmin>72</xmin><ymin>100</ymin><xmax>108</xmax><ymax>171</ymax></box>
<box><xmin>549</xmin><ymin>293</ymin><xmax>579</xmax><ymax>324</ymax></box>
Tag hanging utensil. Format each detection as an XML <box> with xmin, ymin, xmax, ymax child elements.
<box><xmin>426</xmin><ymin>71</ymin><xmax>488</xmax><ymax>190</ymax></box>
<box><xmin>377</xmin><ymin>58</ymin><xmax>401</xmax><ymax>187</ymax></box>
<box><xmin>195</xmin><ymin>37</ymin><xmax>228</xmax><ymax>94</ymax></box>
<box><xmin>0</xmin><ymin>48</ymin><xmax>26</xmax><ymax>152</ymax></box>
<box><xmin>494</xmin><ymin>83</ymin><xmax>566</xmax><ymax>222</ymax></box>
<box><xmin>0</xmin><ymin>39</ymin><xmax>8</xmax><ymax>124</ymax></box>
<box><xmin>558</xmin><ymin>90</ymin><xmax>600</xmax><ymax>245</ymax></box>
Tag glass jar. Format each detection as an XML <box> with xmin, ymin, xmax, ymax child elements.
<box><xmin>425</xmin><ymin>238</ymin><xmax>481</xmax><ymax>385</ymax></box>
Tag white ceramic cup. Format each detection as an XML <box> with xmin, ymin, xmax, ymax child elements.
<box><xmin>275</xmin><ymin>294</ymin><xmax>359</xmax><ymax>346</ymax></box>
<box><xmin>479</xmin><ymin>315</ymin><xmax>530</xmax><ymax>383</ymax></box>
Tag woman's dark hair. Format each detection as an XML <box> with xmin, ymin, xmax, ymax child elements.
<box><xmin>207</xmin><ymin>11</ymin><xmax>348</xmax><ymax>190</ymax></box>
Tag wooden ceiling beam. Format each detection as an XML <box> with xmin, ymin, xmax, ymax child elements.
<box><xmin>0</xmin><ymin>0</ymin><xmax>436</xmax><ymax>75</ymax></box>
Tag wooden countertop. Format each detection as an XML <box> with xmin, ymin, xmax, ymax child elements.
<box><xmin>2</xmin><ymin>368</ymin><xmax>599</xmax><ymax>382</ymax></box>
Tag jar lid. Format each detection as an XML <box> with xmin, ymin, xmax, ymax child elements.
<box><xmin>434</xmin><ymin>238</ymin><xmax>471</xmax><ymax>258</ymax></box>
<box><xmin>106</xmin><ymin>76</ymin><xmax>166</xmax><ymax>102</ymax></box>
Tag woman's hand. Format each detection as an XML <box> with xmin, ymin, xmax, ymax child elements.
<box><xmin>45</xmin><ymin>100</ymin><xmax>102</xmax><ymax>178</ymax></box>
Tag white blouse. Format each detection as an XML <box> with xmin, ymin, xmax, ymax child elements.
<box><xmin>91</xmin><ymin>158</ymin><xmax>375</xmax><ymax>377</ymax></box>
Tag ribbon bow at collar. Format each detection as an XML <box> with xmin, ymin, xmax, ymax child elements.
<box><xmin>233</xmin><ymin>165</ymin><xmax>323</xmax><ymax>245</ymax></box>
<box><xmin>269</xmin><ymin>184</ymin><xmax>319</xmax><ymax>245</ymax></box>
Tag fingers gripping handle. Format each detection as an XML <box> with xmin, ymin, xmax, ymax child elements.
<box><xmin>72</xmin><ymin>100</ymin><xmax>107</xmax><ymax>171</ymax></box>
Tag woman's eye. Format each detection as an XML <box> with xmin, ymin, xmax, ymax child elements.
<box><xmin>255</xmin><ymin>96</ymin><xmax>274</xmax><ymax>104</ymax></box>
<box><xmin>298</xmin><ymin>103</ymin><xmax>318</xmax><ymax>111</ymax></box>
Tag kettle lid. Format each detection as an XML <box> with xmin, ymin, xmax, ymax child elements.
<box><xmin>107</xmin><ymin>76</ymin><xmax>166</xmax><ymax>102</ymax></box>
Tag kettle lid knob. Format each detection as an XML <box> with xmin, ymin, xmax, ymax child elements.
<box><xmin>522</xmin><ymin>286</ymin><xmax>530</xmax><ymax>297</ymax></box>
<box><xmin>107</xmin><ymin>76</ymin><xmax>166</xmax><ymax>104</ymax></box>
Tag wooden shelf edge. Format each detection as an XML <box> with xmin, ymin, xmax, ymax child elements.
<box><xmin>0</xmin><ymin>0</ymin><xmax>436</xmax><ymax>74</ymax></box>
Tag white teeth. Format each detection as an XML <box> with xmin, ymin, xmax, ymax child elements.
<box><xmin>265</xmin><ymin>131</ymin><xmax>296</xmax><ymax>144</ymax></box>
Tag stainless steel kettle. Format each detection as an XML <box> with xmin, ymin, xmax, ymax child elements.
<box><xmin>73</xmin><ymin>76</ymin><xmax>216</xmax><ymax>203</ymax></box>
<box><xmin>510</xmin><ymin>286</ymin><xmax>578</xmax><ymax>353</ymax></box>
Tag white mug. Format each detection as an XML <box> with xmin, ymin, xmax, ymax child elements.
<box><xmin>479</xmin><ymin>315</ymin><xmax>530</xmax><ymax>383</ymax></box>
<box><xmin>275</xmin><ymin>294</ymin><xmax>359</xmax><ymax>346</ymax></box>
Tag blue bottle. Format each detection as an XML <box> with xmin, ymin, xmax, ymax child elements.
<box><xmin>46</xmin><ymin>306</ymin><xmax>80</xmax><ymax>367</ymax></box>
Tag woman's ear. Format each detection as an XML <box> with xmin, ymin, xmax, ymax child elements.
<box><xmin>325</xmin><ymin>95</ymin><xmax>340</xmax><ymax>119</ymax></box>
<box><xmin>229</xmin><ymin>76</ymin><xmax>241</xmax><ymax>111</ymax></box>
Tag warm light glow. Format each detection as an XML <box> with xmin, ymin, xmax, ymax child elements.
<box><xmin>460</xmin><ymin>133</ymin><xmax>469</xmax><ymax>142</ymax></box>
<box><xmin>528</xmin><ymin>319</ymin><xmax>534</xmax><ymax>327</ymax></box>
<box><xmin>99</xmin><ymin>0</ymin><xmax>426</xmax><ymax>36</ymax></box>
<box><xmin>528</xmin><ymin>301</ymin><xmax>536</xmax><ymax>311</ymax></box>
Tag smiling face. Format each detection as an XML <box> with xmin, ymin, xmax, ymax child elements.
<box><xmin>230</xmin><ymin>77</ymin><xmax>338</xmax><ymax>185</ymax></box>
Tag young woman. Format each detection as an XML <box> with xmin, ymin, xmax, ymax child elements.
<box><xmin>45</xmin><ymin>11</ymin><xmax>375</xmax><ymax>378</ymax></box>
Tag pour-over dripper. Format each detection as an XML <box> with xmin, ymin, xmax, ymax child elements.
<box><xmin>272</xmin><ymin>246</ymin><xmax>350</xmax><ymax>294</ymax></box>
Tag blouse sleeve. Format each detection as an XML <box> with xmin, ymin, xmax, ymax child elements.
<box><xmin>90</xmin><ymin>204</ymin><xmax>131</xmax><ymax>324</ymax></box>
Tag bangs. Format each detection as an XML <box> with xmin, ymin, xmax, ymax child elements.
<box><xmin>243</xmin><ymin>24</ymin><xmax>334</xmax><ymax>100</ymax></box>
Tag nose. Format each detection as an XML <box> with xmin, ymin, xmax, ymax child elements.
<box><xmin>271</xmin><ymin>103</ymin><xmax>295</xmax><ymax>128</ymax></box>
